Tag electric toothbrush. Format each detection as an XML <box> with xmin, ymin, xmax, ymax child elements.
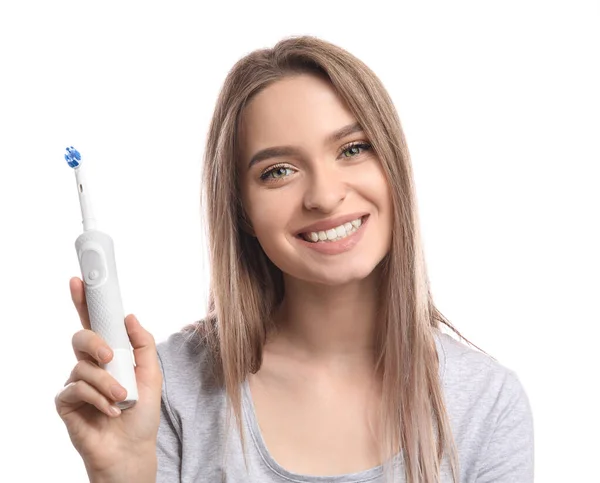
<box><xmin>65</xmin><ymin>146</ymin><xmax>138</xmax><ymax>410</ymax></box>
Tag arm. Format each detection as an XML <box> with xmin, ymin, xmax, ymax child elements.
<box><xmin>476</xmin><ymin>370</ymin><xmax>535</xmax><ymax>482</ymax></box>
<box><xmin>155</xmin><ymin>352</ymin><xmax>182</xmax><ymax>482</ymax></box>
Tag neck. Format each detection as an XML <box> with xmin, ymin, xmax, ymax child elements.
<box><xmin>270</xmin><ymin>268</ymin><xmax>382</xmax><ymax>372</ymax></box>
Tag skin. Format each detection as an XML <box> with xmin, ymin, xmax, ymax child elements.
<box><xmin>55</xmin><ymin>72</ymin><xmax>394</xmax><ymax>480</ymax></box>
<box><xmin>238</xmin><ymin>73</ymin><xmax>394</xmax><ymax>475</ymax></box>
<box><xmin>55</xmin><ymin>278</ymin><xmax>163</xmax><ymax>482</ymax></box>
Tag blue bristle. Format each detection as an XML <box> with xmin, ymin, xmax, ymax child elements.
<box><xmin>65</xmin><ymin>146</ymin><xmax>81</xmax><ymax>168</ymax></box>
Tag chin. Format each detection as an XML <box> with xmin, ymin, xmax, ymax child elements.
<box><xmin>294</xmin><ymin>261</ymin><xmax>379</xmax><ymax>287</ymax></box>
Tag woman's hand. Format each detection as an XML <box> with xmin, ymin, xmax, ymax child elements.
<box><xmin>55</xmin><ymin>277</ymin><xmax>163</xmax><ymax>481</ymax></box>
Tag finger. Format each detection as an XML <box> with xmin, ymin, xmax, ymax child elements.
<box><xmin>72</xmin><ymin>329</ymin><xmax>113</xmax><ymax>365</ymax></box>
<box><xmin>64</xmin><ymin>359</ymin><xmax>128</xmax><ymax>403</ymax></box>
<box><xmin>124</xmin><ymin>315</ymin><xmax>161</xmax><ymax>380</ymax></box>
<box><xmin>70</xmin><ymin>277</ymin><xmax>91</xmax><ymax>330</ymax></box>
<box><xmin>56</xmin><ymin>380</ymin><xmax>122</xmax><ymax>418</ymax></box>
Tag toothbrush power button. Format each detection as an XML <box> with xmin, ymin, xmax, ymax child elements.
<box><xmin>81</xmin><ymin>249</ymin><xmax>107</xmax><ymax>287</ymax></box>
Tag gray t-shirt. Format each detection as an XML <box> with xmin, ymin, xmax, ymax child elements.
<box><xmin>155</xmin><ymin>327</ymin><xmax>534</xmax><ymax>482</ymax></box>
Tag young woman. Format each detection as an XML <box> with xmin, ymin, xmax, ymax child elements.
<box><xmin>56</xmin><ymin>36</ymin><xmax>534</xmax><ymax>482</ymax></box>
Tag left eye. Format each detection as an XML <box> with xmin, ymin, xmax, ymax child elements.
<box><xmin>341</xmin><ymin>142</ymin><xmax>372</xmax><ymax>158</ymax></box>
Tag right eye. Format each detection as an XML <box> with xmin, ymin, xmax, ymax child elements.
<box><xmin>259</xmin><ymin>164</ymin><xmax>296</xmax><ymax>183</ymax></box>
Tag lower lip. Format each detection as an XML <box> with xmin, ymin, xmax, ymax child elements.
<box><xmin>295</xmin><ymin>216</ymin><xmax>369</xmax><ymax>255</ymax></box>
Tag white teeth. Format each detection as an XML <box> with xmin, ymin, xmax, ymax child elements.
<box><xmin>302</xmin><ymin>216</ymin><xmax>365</xmax><ymax>243</ymax></box>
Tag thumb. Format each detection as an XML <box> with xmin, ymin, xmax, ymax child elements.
<box><xmin>124</xmin><ymin>314</ymin><xmax>161</xmax><ymax>380</ymax></box>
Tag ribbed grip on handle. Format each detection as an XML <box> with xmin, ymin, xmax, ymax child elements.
<box><xmin>75</xmin><ymin>229</ymin><xmax>139</xmax><ymax>409</ymax></box>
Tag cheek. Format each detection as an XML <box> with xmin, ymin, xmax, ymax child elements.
<box><xmin>354</xmin><ymin>162</ymin><xmax>392</xmax><ymax>209</ymax></box>
<box><xmin>246</xmin><ymin>189</ymin><xmax>293</xmax><ymax>236</ymax></box>
<box><xmin>249</xmin><ymin>197</ymin><xmax>297</xmax><ymax>269</ymax></box>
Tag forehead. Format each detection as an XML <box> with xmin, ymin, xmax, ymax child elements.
<box><xmin>238</xmin><ymin>74</ymin><xmax>356</xmax><ymax>160</ymax></box>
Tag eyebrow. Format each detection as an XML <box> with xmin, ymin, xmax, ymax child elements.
<box><xmin>247</xmin><ymin>121</ymin><xmax>364</xmax><ymax>169</ymax></box>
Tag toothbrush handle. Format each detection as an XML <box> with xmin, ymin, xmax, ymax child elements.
<box><xmin>75</xmin><ymin>229</ymin><xmax>139</xmax><ymax>409</ymax></box>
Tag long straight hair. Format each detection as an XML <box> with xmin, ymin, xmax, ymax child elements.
<box><xmin>191</xmin><ymin>35</ymin><xmax>486</xmax><ymax>482</ymax></box>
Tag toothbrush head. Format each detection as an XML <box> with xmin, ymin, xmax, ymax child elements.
<box><xmin>65</xmin><ymin>146</ymin><xmax>82</xmax><ymax>168</ymax></box>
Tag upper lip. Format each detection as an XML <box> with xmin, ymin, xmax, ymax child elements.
<box><xmin>295</xmin><ymin>212</ymin><xmax>369</xmax><ymax>235</ymax></box>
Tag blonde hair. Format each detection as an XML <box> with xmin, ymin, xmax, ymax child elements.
<box><xmin>190</xmin><ymin>35</ymin><xmax>487</xmax><ymax>482</ymax></box>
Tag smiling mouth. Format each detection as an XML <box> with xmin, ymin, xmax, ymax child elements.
<box><xmin>297</xmin><ymin>215</ymin><xmax>369</xmax><ymax>243</ymax></box>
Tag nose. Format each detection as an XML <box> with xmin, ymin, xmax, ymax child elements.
<box><xmin>303</xmin><ymin>161</ymin><xmax>347</xmax><ymax>213</ymax></box>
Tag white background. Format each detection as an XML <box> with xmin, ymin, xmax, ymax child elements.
<box><xmin>1</xmin><ymin>1</ymin><xmax>598</xmax><ymax>481</ymax></box>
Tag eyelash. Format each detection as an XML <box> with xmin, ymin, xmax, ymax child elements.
<box><xmin>259</xmin><ymin>142</ymin><xmax>373</xmax><ymax>183</ymax></box>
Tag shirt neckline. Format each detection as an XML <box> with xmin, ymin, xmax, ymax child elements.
<box><xmin>241</xmin><ymin>328</ymin><xmax>447</xmax><ymax>482</ymax></box>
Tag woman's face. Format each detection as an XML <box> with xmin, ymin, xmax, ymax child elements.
<box><xmin>238</xmin><ymin>73</ymin><xmax>393</xmax><ymax>286</ymax></box>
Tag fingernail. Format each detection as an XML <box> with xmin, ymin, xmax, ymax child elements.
<box><xmin>98</xmin><ymin>347</ymin><xmax>112</xmax><ymax>361</ymax></box>
<box><xmin>109</xmin><ymin>405</ymin><xmax>121</xmax><ymax>416</ymax></box>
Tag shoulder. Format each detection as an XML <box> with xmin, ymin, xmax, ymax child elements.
<box><xmin>434</xmin><ymin>328</ymin><xmax>529</xmax><ymax>407</ymax></box>
<box><xmin>434</xmin><ymin>327</ymin><xmax>530</xmax><ymax>411</ymax></box>
<box><xmin>433</xmin><ymin>328</ymin><xmax>534</xmax><ymax>474</ymax></box>
<box><xmin>156</xmin><ymin>324</ymin><xmax>209</xmax><ymax>373</ymax></box>
<box><xmin>156</xmin><ymin>322</ymin><xmax>224</xmax><ymax>405</ymax></box>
